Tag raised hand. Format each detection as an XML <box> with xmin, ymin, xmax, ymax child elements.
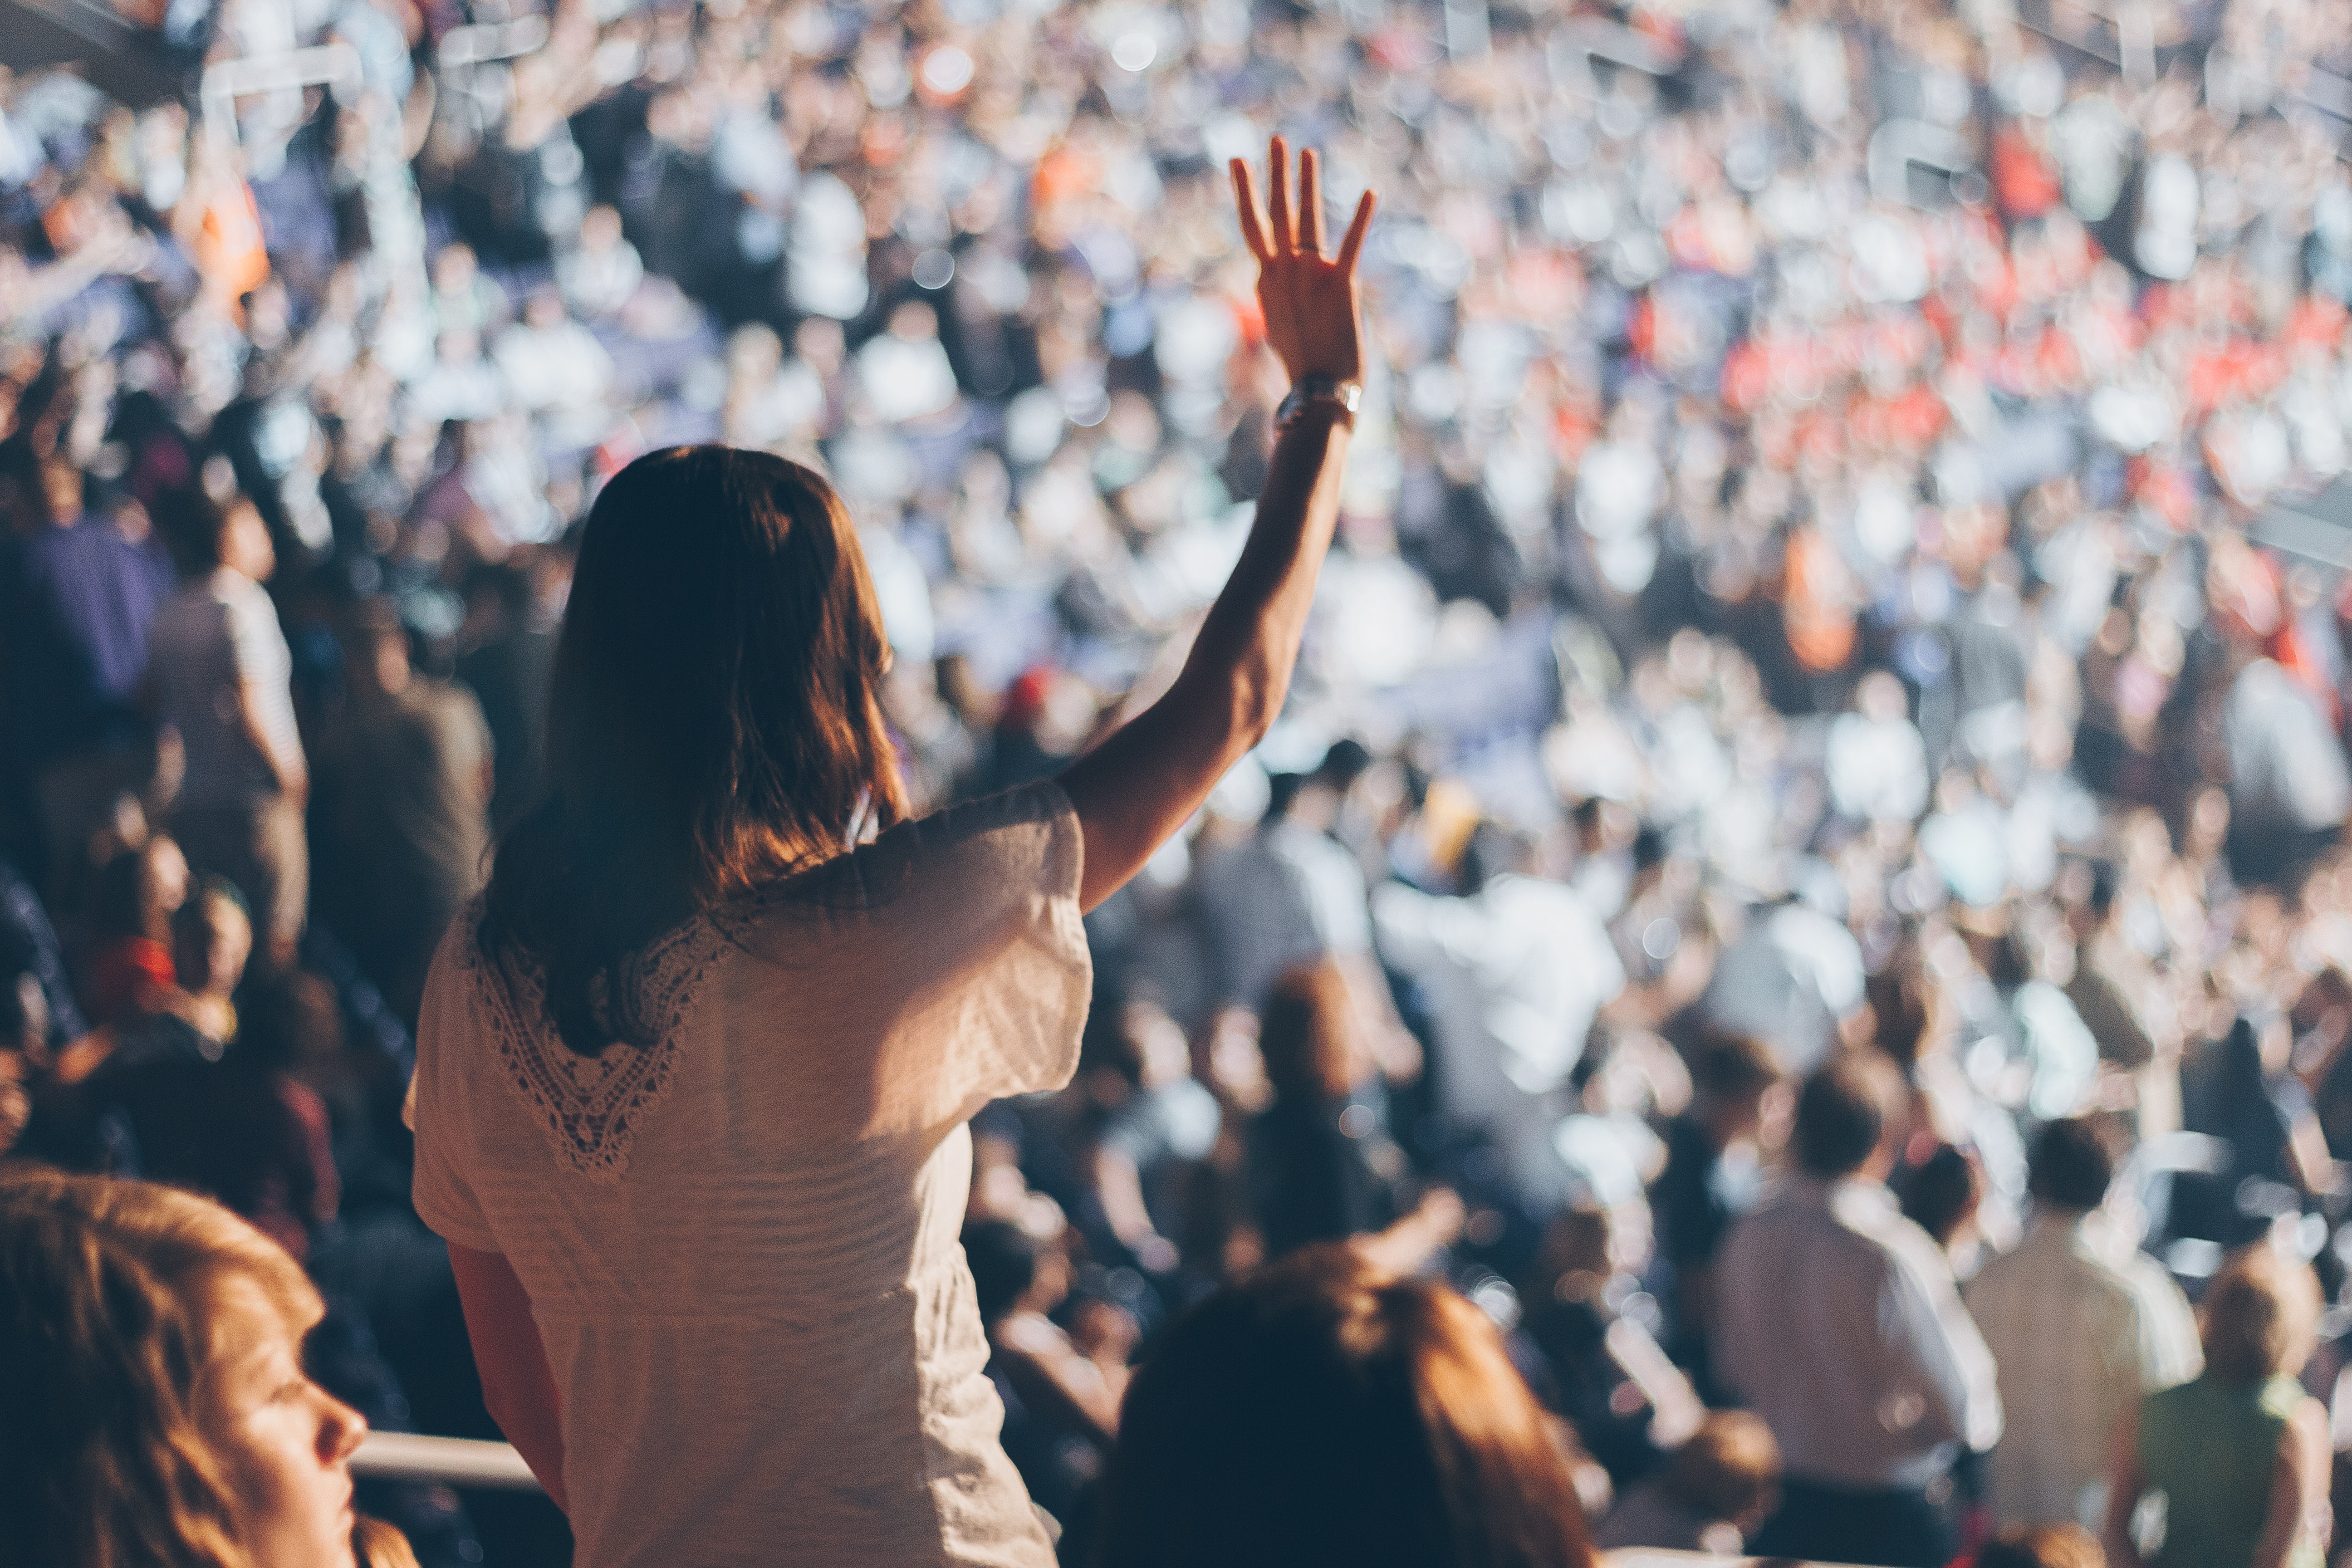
<box><xmin>1231</xmin><ymin>136</ymin><xmax>1374</xmax><ymax>388</ymax></box>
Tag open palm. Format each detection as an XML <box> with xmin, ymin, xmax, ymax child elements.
<box><xmin>1231</xmin><ymin>137</ymin><xmax>1374</xmax><ymax>387</ymax></box>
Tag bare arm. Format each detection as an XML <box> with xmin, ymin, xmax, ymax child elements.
<box><xmin>1088</xmin><ymin>1144</ymin><xmax>1176</xmax><ymax>1270</ymax></box>
<box><xmin>1060</xmin><ymin>139</ymin><xmax>1373</xmax><ymax>914</ymax></box>
<box><xmin>447</xmin><ymin>1244</ymin><xmax>568</xmax><ymax>1514</ymax></box>
<box><xmin>2251</xmin><ymin>1401</ymin><xmax>2330</xmax><ymax>1568</ymax></box>
<box><xmin>2104</xmin><ymin>1398</ymin><xmax>2146</xmax><ymax>1568</ymax></box>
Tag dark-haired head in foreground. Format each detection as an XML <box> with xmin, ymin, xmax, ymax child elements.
<box><xmin>480</xmin><ymin>446</ymin><xmax>909</xmax><ymax>1058</ymax></box>
<box><xmin>1094</xmin><ymin>1243</ymin><xmax>1595</xmax><ymax>1568</ymax></box>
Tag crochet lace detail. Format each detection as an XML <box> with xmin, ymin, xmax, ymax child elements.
<box><xmin>459</xmin><ymin>906</ymin><xmax>733</xmax><ymax>1183</ymax></box>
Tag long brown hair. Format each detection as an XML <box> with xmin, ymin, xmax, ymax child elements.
<box><xmin>1096</xmin><ymin>1244</ymin><xmax>1596</xmax><ymax>1568</ymax></box>
<box><xmin>481</xmin><ymin>447</ymin><xmax>909</xmax><ymax>1055</ymax></box>
<box><xmin>0</xmin><ymin>1169</ymin><xmax>318</xmax><ymax>1568</ymax></box>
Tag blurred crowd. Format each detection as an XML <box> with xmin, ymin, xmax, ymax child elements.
<box><xmin>9</xmin><ymin>0</ymin><xmax>2352</xmax><ymax>1557</ymax></box>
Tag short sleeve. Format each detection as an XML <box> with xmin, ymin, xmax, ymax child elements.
<box><xmin>731</xmin><ymin>779</ymin><xmax>1091</xmax><ymax>1137</ymax></box>
<box><xmin>408</xmin><ymin>923</ymin><xmax>501</xmax><ymax>1253</ymax></box>
<box><xmin>894</xmin><ymin>780</ymin><xmax>1089</xmax><ymax>1123</ymax></box>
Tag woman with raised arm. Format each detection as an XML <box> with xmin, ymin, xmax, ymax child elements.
<box><xmin>407</xmin><ymin>140</ymin><xmax>1370</xmax><ymax>1568</ymax></box>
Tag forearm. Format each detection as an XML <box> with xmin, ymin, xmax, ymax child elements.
<box><xmin>1063</xmin><ymin>407</ymin><xmax>1348</xmax><ymax>911</ymax></box>
<box><xmin>1177</xmin><ymin>404</ymin><xmax>1351</xmax><ymax>732</ymax></box>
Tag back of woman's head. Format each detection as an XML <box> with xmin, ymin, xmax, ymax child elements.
<box><xmin>1095</xmin><ymin>1244</ymin><xmax>1595</xmax><ymax>1568</ymax></box>
<box><xmin>483</xmin><ymin>447</ymin><xmax>908</xmax><ymax>1055</ymax></box>
<box><xmin>1258</xmin><ymin>963</ymin><xmax>1360</xmax><ymax>1107</ymax></box>
<box><xmin>0</xmin><ymin>1168</ymin><xmax>316</xmax><ymax>1568</ymax></box>
<box><xmin>2200</xmin><ymin>1240</ymin><xmax>2323</xmax><ymax>1383</ymax></box>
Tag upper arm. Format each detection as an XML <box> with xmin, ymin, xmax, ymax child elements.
<box><xmin>448</xmin><ymin>1244</ymin><xmax>542</xmax><ymax>1380</ymax></box>
<box><xmin>1058</xmin><ymin>686</ymin><xmax>1254</xmax><ymax>915</ymax></box>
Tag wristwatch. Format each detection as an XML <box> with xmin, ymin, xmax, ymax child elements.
<box><xmin>1275</xmin><ymin>374</ymin><xmax>1363</xmax><ymax>430</ymax></box>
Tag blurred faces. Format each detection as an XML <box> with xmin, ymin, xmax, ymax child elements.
<box><xmin>200</xmin><ymin>1275</ymin><xmax>366</xmax><ymax>1568</ymax></box>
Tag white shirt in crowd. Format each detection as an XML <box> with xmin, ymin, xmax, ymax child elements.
<box><xmin>1714</xmin><ymin>1175</ymin><xmax>2002</xmax><ymax>1492</ymax></box>
<box><xmin>1966</xmin><ymin>1208</ymin><xmax>2202</xmax><ymax>1531</ymax></box>
<box><xmin>411</xmin><ymin>784</ymin><xmax>1090</xmax><ymax>1568</ymax></box>
<box><xmin>1372</xmin><ymin>872</ymin><xmax>1626</xmax><ymax>1203</ymax></box>
<box><xmin>2228</xmin><ymin>657</ymin><xmax>2352</xmax><ymax>835</ymax></box>
<box><xmin>148</xmin><ymin>567</ymin><xmax>302</xmax><ymax>808</ymax></box>
<box><xmin>1826</xmin><ymin>708</ymin><xmax>1931</xmax><ymax>824</ymax></box>
<box><xmin>1701</xmin><ymin>902</ymin><xmax>1866</xmax><ymax>1076</ymax></box>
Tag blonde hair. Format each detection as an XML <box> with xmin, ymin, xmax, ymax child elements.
<box><xmin>0</xmin><ymin>1169</ymin><xmax>319</xmax><ymax>1568</ymax></box>
<box><xmin>353</xmin><ymin>1517</ymin><xmax>421</xmax><ymax>1568</ymax></box>
<box><xmin>2200</xmin><ymin>1241</ymin><xmax>2323</xmax><ymax>1384</ymax></box>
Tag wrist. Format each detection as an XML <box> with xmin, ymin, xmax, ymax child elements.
<box><xmin>1275</xmin><ymin>374</ymin><xmax>1362</xmax><ymax>431</ymax></box>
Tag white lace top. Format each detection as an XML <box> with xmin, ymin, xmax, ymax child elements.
<box><xmin>410</xmin><ymin>783</ymin><xmax>1089</xmax><ymax>1568</ymax></box>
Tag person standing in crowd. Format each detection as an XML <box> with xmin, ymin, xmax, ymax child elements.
<box><xmin>1</xmin><ymin>460</ymin><xmax>173</xmax><ymax>882</ymax></box>
<box><xmin>453</xmin><ymin>563</ymin><xmax>556</xmax><ymax>834</ymax></box>
<box><xmin>1651</xmin><ymin>1034</ymin><xmax>1784</xmax><ymax>1393</ymax></box>
<box><xmin>80</xmin><ymin>834</ymin><xmax>190</xmax><ymax>1029</ymax></box>
<box><xmin>314</xmin><ymin>601</ymin><xmax>493</xmax><ymax>1028</ymax></box>
<box><xmin>1372</xmin><ymin>821</ymin><xmax>1626</xmax><ymax>1202</ymax></box>
<box><xmin>1194</xmin><ymin>749</ymin><xmax>1376</xmax><ymax>1007</ymax></box>
<box><xmin>409</xmin><ymin>143</ymin><xmax>1374</xmax><ymax>1566</ymax></box>
<box><xmin>1968</xmin><ymin>1117</ymin><xmax>2200</xmax><ymax>1531</ymax></box>
<box><xmin>148</xmin><ymin>493</ymin><xmax>307</xmax><ymax>971</ymax></box>
<box><xmin>2103</xmin><ymin>1243</ymin><xmax>2330</xmax><ymax>1568</ymax></box>
<box><xmin>1713</xmin><ymin>1052</ymin><xmax>2002</xmax><ymax>1568</ymax></box>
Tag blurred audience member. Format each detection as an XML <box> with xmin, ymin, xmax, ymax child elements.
<box><xmin>2103</xmin><ymin>1243</ymin><xmax>2330</xmax><ymax>1568</ymax></box>
<box><xmin>314</xmin><ymin>601</ymin><xmax>492</xmax><ymax>1026</ymax></box>
<box><xmin>149</xmin><ymin>493</ymin><xmax>307</xmax><ymax>970</ymax></box>
<box><xmin>3</xmin><ymin>463</ymin><xmax>172</xmax><ymax>880</ymax></box>
<box><xmin>1651</xmin><ymin>1034</ymin><xmax>1783</xmax><ymax>1387</ymax></box>
<box><xmin>1715</xmin><ymin>1053</ymin><xmax>2001</xmax><ymax>1568</ymax></box>
<box><xmin>1969</xmin><ymin>1117</ymin><xmax>2200</xmax><ymax>1531</ymax></box>
<box><xmin>1372</xmin><ymin>821</ymin><xmax>1626</xmax><ymax>1204</ymax></box>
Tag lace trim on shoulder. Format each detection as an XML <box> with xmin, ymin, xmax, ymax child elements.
<box><xmin>458</xmin><ymin>906</ymin><xmax>733</xmax><ymax>1183</ymax></box>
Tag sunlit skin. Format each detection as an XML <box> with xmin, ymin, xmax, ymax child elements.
<box><xmin>202</xmin><ymin>1277</ymin><xmax>368</xmax><ymax>1568</ymax></box>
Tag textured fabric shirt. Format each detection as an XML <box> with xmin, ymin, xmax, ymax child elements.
<box><xmin>411</xmin><ymin>784</ymin><xmax>1089</xmax><ymax>1568</ymax></box>
<box><xmin>148</xmin><ymin>568</ymin><xmax>302</xmax><ymax>808</ymax></box>
<box><xmin>1967</xmin><ymin>1210</ymin><xmax>2202</xmax><ymax>1529</ymax></box>
<box><xmin>1715</xmin><ymin>1176</ymin><xmax>2002</xmax><ymax>1490</ymax></box>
